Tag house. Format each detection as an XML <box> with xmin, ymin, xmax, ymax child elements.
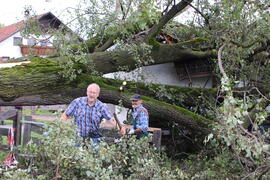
<box><xmin>0</xmin><ymin>12</ymin><xmax>81</xmax><ymax>61</ymax></box>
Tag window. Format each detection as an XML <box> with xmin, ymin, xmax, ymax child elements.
<box><xmin>27</xmin><ymin>39</ymin><xmax>36</xmax><ymax>46</ymax></box>
<box><xmin>13</xmin><ymin>37</ymin><xmax>22</xmax><ymax>46</ymax></box>
<box><xmin>0</xmin><ymin>56</ymin><xmax>10</xmax><ymax>61</ymax></box>
<box><xmin>174</xmin><ymin>60</ymin><xmax>212</xmax><ymax>80</ymax></box>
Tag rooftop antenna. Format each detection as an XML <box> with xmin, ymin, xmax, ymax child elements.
<box><xmin>24</xmin><ymin>9</ymin><xmax>30</xmax><ymax>17</ymax></box>
<box><xmin>24</xmin><ymin>6</ymin><xmax>33</xmax><ymax>19</ymax></box>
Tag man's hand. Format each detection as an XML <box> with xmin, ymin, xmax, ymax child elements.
<box><xmin>120</xmin><ymin>127</ymin><xmax>126</xmax><ymax>135</ymax></box>
<box><xmin>60</xmin><ymin>111</ymin><xmax>73</xmax><ymax>122</ymax></box>
<box><xmin>61</xmin><ymin>112</ymin><xmax>68</xmax><ymax>121</ymax></box>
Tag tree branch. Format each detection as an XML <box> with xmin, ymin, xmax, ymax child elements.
<box><xmin>217</xmin><ymin>44</ymin><xmax>227</xmax><ymax>78</ymax></box>
<box><xmin>146</xmin><ymin>0</ymin><xmax>193</xmax><ymax>41</ymax></box>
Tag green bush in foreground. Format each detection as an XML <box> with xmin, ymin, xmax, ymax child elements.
<box><xmin>0</xmin><ymin>121</ymin><xmax>186</xmax><ymax>180</ymax></box>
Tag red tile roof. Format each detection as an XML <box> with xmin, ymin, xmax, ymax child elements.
<box><xmin>0</xmin><ymin>12</ymin><xmax>51</xmax><ymax>43</ymax></box>
<box><xmin>0</xmin><ymin>21</ymin><xmax>24</xmax><ymax>42</ymax></box>
<box><xmin>0</xmin><ymin>12</ymin><xmax>82</xmax><ymax>43</ymax></box>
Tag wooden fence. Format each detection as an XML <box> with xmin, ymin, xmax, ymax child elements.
<box><xmin>0</xmin><ymin>108</ymin><xmax>45</xmax><ymax>151</ymax></box>
<box><xmin>0</xmin><ymin>105</ymin><xmax>164</xmax><ymax>151</ymax></box>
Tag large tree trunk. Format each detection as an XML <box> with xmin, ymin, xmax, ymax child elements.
<box><xmin>101</xmin><ymin>89</ymin><xmax>212</xmax><ymax>137</ymax></box>
<box><xmin>54</xmin><ymin>42</ymin><xmax>216</xmax><ymax>74</ymax></box>
<box><xmin>0</xmin><ymin>58</ymin><xmax>213</xmax><ymax>141</ymax></box>
<box><xmin>0</xmin><ymin>58</ymin><xmax>216</xmax><ymax>108</ymax></box>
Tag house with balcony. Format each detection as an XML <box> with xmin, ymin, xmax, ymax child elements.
<box><xmin>0</xmin><ymin>12</ymin><xmax>81</xmax><ymax>61</ymax></box>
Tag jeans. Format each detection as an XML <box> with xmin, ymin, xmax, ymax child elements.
<box><xmin>74</xmin><ymin>136</ymin><xmax>105</xmax><ymax>148</ymax></box>
<box><xmin>90</xmin><ymin>137</ymin><xmax>105</xmax><ymax>148</ymax></box>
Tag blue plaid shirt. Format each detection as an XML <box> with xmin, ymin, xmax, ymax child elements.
<box><xmin>65</xmin><ymin>97</ymin><xmax>112</xmax><ymax>137</ymax></box>
<box><xmin>132</xmin><ymin>105</ymin><xmax>149</xmax><ymax>132</ymax></box>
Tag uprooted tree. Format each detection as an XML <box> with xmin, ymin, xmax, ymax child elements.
<box><xmin>0</xmin><ymin>0</ymin><xmax>270</xmax><ymax>159</ymax></box>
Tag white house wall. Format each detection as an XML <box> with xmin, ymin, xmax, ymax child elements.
<box><xmin>104</xmin><ymin>62</ymin><xmax>212</xmax><ymax>88</ymax></box>
<box><xmin>0</xmin><ymin>32</ymin><xmax>22</xmax><ymax>58</ymax></box>
<box><xmin>0</xmin><ymin>32</ymin><xmax>55</xmax><ymax>58</ymax></box>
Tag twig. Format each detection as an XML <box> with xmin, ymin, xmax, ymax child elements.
<box><xmin>242</xmin><ymin>165</ymin><xmax>270</xmax><ymax>180</ymax></box>
<box><xmin>251</xmin><ymin>87</ymin><xmax>270</xmax><ymax>101</ymax></box>
<box><xmin>236</xmin><ymin>154</ymin><xmax>248</xmax><ymax>172</ymax></box>
<box><xmin>162</xmin><ymin>0</ymin><xmax>174</xmax><ymax>15</ymax></box>
<box><xmin>258</xmin><ymin>165</ymin><xmax>270</xmax><ymax>180</ymax></box>
<box><xmin>183</xmin><ymin>0</ymin><xmax>209</xmax><ymax>26</ymax></box>
<box><xmin>239</xmin><ymin>126</ymin><xmax>259</xmax><ymax>141</ymax></box>
<box><xmin>217</xmin><ymin>44</ymin><xmax>227</xmax><ymax>78</ymax></box>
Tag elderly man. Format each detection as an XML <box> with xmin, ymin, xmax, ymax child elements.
<box><xmin>127</xmin><ymin>94</ymin><xmax>149</xmax><ymax>139</ymax></box>
<box><xmin>61</xmin><ymin>83</ymin><xmax>117</xmax><ymax>144</ymax></box>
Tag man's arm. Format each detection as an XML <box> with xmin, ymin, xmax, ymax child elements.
<box><xmin>61</xmin><ymin>111</ymin><xmax>72</xmax><ymax>122</ymax></box>
<box><xmin>61</xmin><ymin>99</ymin><xmax>78</xmax><ymax>122</ymax></box>
<box><xmin>61</xmin><ymin>111</ymin><xmax>68</xmax><ymax>121</ymax></box>
<box><xmin>101</xmin><ymin>104</ymin><xmax>126</xmax><ymax>134</ymax></box>
<box><xmin>134</xmin><ymin>110</ymin><xmax>149</xmax><ymax>133</ymax></box>
<box><xmin>106</xmin><ymin>118</ymin><xmax>117</xmax><ymax>128</ymax></box>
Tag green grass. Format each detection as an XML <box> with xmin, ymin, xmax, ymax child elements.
<box><xmin>0</xmin><ymin>136</ymin><xmax>8</xmax><ymax>162</ymax></box>
<box><xmin>0</xmin><ymin>136</ymin><xmax>7</xmax><ymax>145</ymax></box>
<box><xmin>0</xmin><ymin>151</ymin><xmax>8</xmax><ymax>162</ymax></box>
<box><xmin>22</xmin><ymin>110</ymin><xmax>31</xmax><ymax>115</ymax></box>
<box><xmin>22</xmin><ymin>109</ymin><xmax>58</xmax><ymax>115</ymax></box>
<box><xmin>31</xmin><ymin>132</ymin><xmax>43</xmax><ymax>139</ymax></box>
<box><xmin>34</xmin><ymin>119</ymin><xmax>57</xmax><ymax>124</ymax></box>
<box><xmin>3</xmin><ymin>120</ymin><xmax>13</xmax><ymax>125</ymax></box>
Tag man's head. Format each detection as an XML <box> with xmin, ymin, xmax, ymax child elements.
<box><xmin>87</xmin><ymin>83</ymin><xmax>100</xmax><ymax>103</ymax></box>
<box><xmin>130</xmin><ymin>94</ymin><xmax>143</xmax><ymax>108</ymax></box>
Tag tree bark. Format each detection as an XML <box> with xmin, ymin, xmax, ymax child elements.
<box><xmin>0</xmin><ymin>59</ymin><xmax>216</xmax><ymax>108</ymax></box>
<box><xmin>146</xmin><ymin>0</ymin><xmax>193</xmax><ymax>41</ymax></box>
<box><xmin>54</xmin><ymin>42</ymin><xmax>216</xmax><ymax>75</ymax></box>
<box><xmin>0</xmin><ymin>60</ymin><xmax>213</xmax><ymax>140</ymax></box>
<box><xmin>100</xmin><ymin>89</ymin><xmax>212</xmax><ymax>138</ymax></box>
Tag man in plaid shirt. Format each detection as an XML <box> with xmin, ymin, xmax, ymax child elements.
<box><xmin>61</xmin><ymin>83</ymin><xmax>117</xmax><ymax>144</ymax></box>
<box><xmin>127</xmin><ymin>94</ymin><xmax>149</xmax><ymax>139</ymax></box>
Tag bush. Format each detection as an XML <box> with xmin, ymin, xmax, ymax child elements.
<box><xmin>0</xmin><ymin>121</ymin><xmax>186</xmax><ymax>179</ymax></box>
<box><xmin>181</xmin><ymin>147</ymin><xmax>244</xmax><ymax>179</ymax></box>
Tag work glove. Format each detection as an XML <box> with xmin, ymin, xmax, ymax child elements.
<box><xmin>128</xmin><ymin>128</ymin><xmax>135</xmax><ymax>134</ymax></box>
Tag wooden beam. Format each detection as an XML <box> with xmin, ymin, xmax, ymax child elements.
<box><xmin>0</xmin><ymin>110</ymin><xmax>17</xmax><ymax>122</ymax></box>
<box><xmin>13</xmin><ymin>109</ymin><xmax>22</xmax><ymax>146</ymax></box>
<box><xmin>152</xmin><ymin>130</ymin><xmax>162</xmax><ymax>151</ymax></box>
<box><xmin>21</xmin><ymin>116</ymin><xmax>32</xmax><ymax>145</ymax></box>
<box><xmin>0</xmin><ymin>125</ymin><xmax>12</xmax><ymax>136</ymax></box>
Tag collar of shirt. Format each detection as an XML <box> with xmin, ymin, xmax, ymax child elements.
<box><xmin>82</xmin><ymin>97</ymin><xmax>100</xmax><ymax>107</ymax></box>
<box><xmin>134</xmin><ymin>105</ymin><xmax>143</xmax><ymax>111</ymax></box>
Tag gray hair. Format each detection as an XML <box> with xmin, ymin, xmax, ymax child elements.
<box><xmin>87</xmin><ymin>83</ymin><xmax>100</xmax><ymax>93</ymax></box>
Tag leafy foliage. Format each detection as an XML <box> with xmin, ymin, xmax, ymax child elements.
<box><xmin>1</xmin><ymin>121</ymin><xmax>186</xmax><ymax>179</ymax></box>
<box><xmin>181</xmin><ymin>146</ymin><xmax>244</xmax><ymax>179</ymax></box>
<box><xmin>193</xmin><ymin>0</ymin><xmax>270</xmax><ymax>176</ymax></box>
<box><xmin>3</xmin><ymin>0</ymin><xmax>270</xmax><ymax>178</ymax></box>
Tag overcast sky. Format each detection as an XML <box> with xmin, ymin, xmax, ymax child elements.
<box><xmin>0</xmin><ymin>0</ymin><xmax>197</xmax><ymax>34</ymax></box>
<box><xmin>0</xmin><ymin>0</ymin><xmax>80</xmax><ymax>25</ymax></box>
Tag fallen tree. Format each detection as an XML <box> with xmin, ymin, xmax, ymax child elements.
<box><xmin>1</xmin><ymin>1</ymin><xmax>270</xmax><ymax>178</ymax></box>
<box><xmin>1</xmin><ymin>0</ymin><xmax>269</xmax><ymax>148</ymax></box>
<box><xmin>0</xmin><ymin>58</ymin><xmax>213</xmax><ymax>140</ymax></box>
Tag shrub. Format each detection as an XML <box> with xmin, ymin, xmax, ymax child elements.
<box><xmin>1</xmin><ymin>121</ymin><xmax>186</xmax><ymax>179</ymax></box>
